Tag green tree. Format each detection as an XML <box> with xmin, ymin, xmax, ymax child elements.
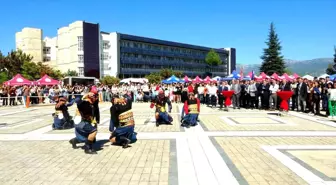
<box><xmin>145</xmin><ymin>72</ymin><xmax>162</xmax><ymax>84</ymax></box>
<box><xmin>64</xmin><ymin>69</ymin><xmax>78</xmax><ymax>77</ymax></box>
<box><xmin>326</xmin><ymin>46</ymin><xmax>336</xmax><ymax>75</ymax></box>
<box><xmin>5</xmin><ymin>49</ymin><xmax>33</xmax><ymax>77</ymax></box>
<box><xmin>205</xmin><ymin>49</ymin><xmax>222</xmax><ymax>66</ymax></box>
<box><xmin>101</xmin><ymin>75</ymin><xmax>120</xmax><ymax>85</ymax></box>
<box><xmin>22</xmin><ymin>61</ymin><xmax>40</xmax><ymax>80</ymax></box>
<box><xmin>159</xmin><ymin>68</ymin><xmax>174</xmax><ymax>79</ymax></box>
<box><xmin>284</xmin><ymin>68</ymin><xmax>293</xmax><ymax>75</ymax></box>
<box><xmin>260</xmin><ymin>22</ymin><xmax>286</xmax><ymax>76</ymax></box>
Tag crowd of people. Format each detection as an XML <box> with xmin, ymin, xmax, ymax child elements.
<box><xmin>0</xmin><ymin>76</ymin><xmax>334</xmax><ymax>117</ymax></box>
<box><xmin>1</xmin><ymin>76</ymin><xmax>335</xmax><ymax>154</ymax></box>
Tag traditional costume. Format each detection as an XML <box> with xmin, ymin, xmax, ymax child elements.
<box><xmin>150</xmin><ymin>90</ymin><xmax>173</xmax><ymax>127</ymax></box>
<box><xmin>69</xmin><ymin>93</ymin><xmax>99</xmax><ymax>154</ymax></box>
<box><xmin>109</xmin><ymin>95</ymin><xmax>137</xmax><ymax>148</ymax></box>
<box><xmin>52</xmin><ymin>96</ymin><xmax>75</xmax><ymax>129</ymax></box>
<box><xmin>181</xmin><ymin>92</ymin><xmax>200</xmax><ymax>128</ymax></box>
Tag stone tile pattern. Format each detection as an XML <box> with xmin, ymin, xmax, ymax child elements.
<box><xmin>0</xmin><ymin>140</ymin><xmax>172</xmax><ymax>185</ymax></box>
<box><xmin>214</xmin><ymin>136</ymin><xmax>336</xmax><ymax>185</ymax></box>
<box><xmin>200</xmin><ymin>113</ymin><xmax>336</xmax><ymax>131</ymax></box>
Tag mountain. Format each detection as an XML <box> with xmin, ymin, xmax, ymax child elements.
<box><xmin>237</xmin><ymin>58</ymin><xmax>333</xmax><ymax>76</ymax></box>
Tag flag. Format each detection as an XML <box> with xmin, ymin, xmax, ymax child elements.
<box><xmin>251</xmin><ymin>70</ymin><xmax>255</xmax><ymax>80</ymax></box>
<box><xmin>240</xmin><ymin>67</ymin><xmax>243</xmax><ymax>80</ymax></box>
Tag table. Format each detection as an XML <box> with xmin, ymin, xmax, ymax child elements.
<box><xmin>222</xmin><ymin>91</ymin><xmax>235</xmax><ymax>106</ymax></box>
<box><xmin>277</xmin><ymin>91</ymin><xmax>293</xmax><ymax>111</ymax></box>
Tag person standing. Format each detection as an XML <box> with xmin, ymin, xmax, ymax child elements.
<box><xmin>296</xmin><ymin>78</ymin><xmax>308</xmax><ymax>112</ymax></box>
<box><xmin>231</xmin><ymin>80</ymin><xmax>241</xmax><ymax>109</ymax></box>
<box><xmin>248</xmin><ymin>80</ymin><xmax>257</xmax><ymax>109</ymax></box>
<box><xmin>269</xmin><ymin>79</ymin><xmax>279</xmax><ymax>110</ymax></box>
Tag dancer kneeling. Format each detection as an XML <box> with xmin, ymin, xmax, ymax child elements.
<box><xmin>109</xmin><ymin>95</ymin><xmax>137</xmax><ymax>148</ymax></box>
<box><xmin>150</xmin><ymin>90</ymin><xmax>173</xmax><ymax>127</ymax></box>
<box><xmin>69</xmin><ymin>92</ymin><xmax>98</xmax><ymax>154</ymax></box>
<box><xmin>181</xmin><ymin>92</ymin><xmax>200</xmax><ymax>128</ymax></box>
<box><xmin>52</xmin><ymin>96</ymin><xmax>75</xmax><ymax>130</ymax></box>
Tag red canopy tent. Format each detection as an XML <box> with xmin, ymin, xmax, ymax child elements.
<box><xmin>183</xmin><ymin>75</ymin><xmax>191</xmax><ymax>82</ymax></box>
<box><xmin>281</xmin><ymin>73</ymin><xmax>294</xmax><ymax>81</ymax></box>
<box><xmin>3</xmin><ymin>74</ymin><xmax>33</xmax><ymax>86</ymax></box>
<box><xmin>35</xmin><ymin>74</ymin><xmax>60</xmax><ymax>85</ymax></box>
<box><xmin>203</xmin><ymin>76</ymin><xmax>215</xmax><ymax>83</ymax></box>
<box><xmin>292</xmin><ymin>73</ymin><xmax>300</xmax><ymax>79</ymax></box>
<box><xmin>271</xmin><ymin>73</ymin><xmax>280</xmax><ymax>80</ymax></box>
<box><xmin>192</xmin><ymin>76</ymin><xmax>203</xmax><ymax>83</ymax></box>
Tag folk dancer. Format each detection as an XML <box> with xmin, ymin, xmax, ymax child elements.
<box><xmin>109</xmin><ymin>95</ymin><xmax>137</xmax><ymax>148</ymax></box>
<box><xmin>181</xmin><ymin>92</ymin><xmax>200</xmax><ymax>128</ymax></box>
<box><xmin>69</xmin><ymin>92</ymin><xmax>99</xmax><ymax>154</ymax></box>
<box><xmin>150</xmin><ymin>90</ymin><xmax>173</xmax><ymax>127</ymax></box>
<box><xmin>73</xmin><ymin>87</ymin><xmax>100</xmax><ymax>126</ymax></box>
<box><xmin>52</xmin><ymin>96</ymin><xmax>75</xmax><ymax>129</ymax></box>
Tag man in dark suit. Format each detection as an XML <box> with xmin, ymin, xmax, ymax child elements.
<box><xmin>281</xmin><ymin>79</ymin><xmax>291</xmax><ymax>91</ymax></box>
<box><xmin>296</xmin><ymin>78</ymin><xmax>308</xmax><ymax>112</ymax></box>
<box><xmin>217</xmin><ymin>82</ymin><xmax>224</xmax><ymax>109</ymax></box>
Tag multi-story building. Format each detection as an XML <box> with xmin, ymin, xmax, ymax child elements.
<box><xmin>16</xmin><ymin>20</ymin><xmax>236</xmax><ymax>79</ymax></box>
<box><xmin>42</xmin><ymin>37</ymin><xmax>57</xmax><ymax>67</ymax></box>
<box><xmin>15</xmin><ymin>28</ymin><xmax>43</xmax><ymax>63</ymax></box>
<box><xmin>56</xmin><ymin>21</ymin><xmax>100</xmax><ymax>78</ymax></box>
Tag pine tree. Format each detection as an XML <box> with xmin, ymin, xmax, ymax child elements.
<box><xmin>326</xmin><ymin>46</ymin><xmax>336</xmax><ymax>75</ymax></box>
<box><xmin>260</xmin><ymin>23</ymin><xmax>286</xmax><ymax>75</ymax></box>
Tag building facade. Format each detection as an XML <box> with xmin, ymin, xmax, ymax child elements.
<box><xmin>15</xmin><ymin>28</ymin><xmax>44</xmax><ymax>63</ymax></box>
<box><xmin>16</xmin><ymin>20</ymin><xmax>236</xmax><ymax>79</ymax></box>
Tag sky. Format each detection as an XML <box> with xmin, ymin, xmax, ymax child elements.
<box><xmin>0</xmin><ymin>0</ymin><xmax>335</xmax><ymax>64</ymax></box>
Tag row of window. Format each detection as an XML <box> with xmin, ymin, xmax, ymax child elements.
<box><xmin>101</xmin><ymin>52</ymin><xmax>110</xmax><ymax>60</ymax></box>
<box><xmin>78</xmin><ymin>67</ymin><xmax>84</xmax><ymax>76</ymax></box>
<box><xmin>78</xmin><ymin>54</ymin><xmax>84</xmax><ymax>63</ymax></box>
<box><xmin>43</xmin><ymin>47</ymin><xmax>51</xmax><ymax>54</ymax></box>
<box><xmin>43</xmin><ymin>57</ymin><xmax>51</xmax><ymax>62</ymax></box>
<box><xmin>103</xmin><ymin>41</ymin><xmax>110</xmax><ymax>50</ymax></box>
<box><xmin>120</xmin><ymin>40</ymin><xmax>214</xmax><ymax>56</ymax></box>
<box><xmin>78</xmin><ymin>36</ymin><xmax>83</xmax><ymax>51</ymax></box>
<box><xmin>121</xmin><ymin>53</ymin><xmax>207</xmax><ymax>64</ymax></box>
<box><xmin>120</xmin><ymin>64</ymin><xmax>224</xmax><ymax>73</ymax></box>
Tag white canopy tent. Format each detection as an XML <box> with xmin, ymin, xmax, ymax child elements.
<box><xmin>120</xmin><ymin>78</ymin><xmax>148</xmax><ymax>84</ymax></box>
<box><xmin>302</xmin><ymin>75</ymin><xmax>314</xmax><ymax>81</ymax></box>
<box><xmin>318</xmin><ymin>74</ymin><xmax>329</xmax><ymax>79</ymax></box>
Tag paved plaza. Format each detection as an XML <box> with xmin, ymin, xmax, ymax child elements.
<box><xmin>1</xmin><ymin>103</ymin><xmax>336</xmax><ymax>185</ymax></box>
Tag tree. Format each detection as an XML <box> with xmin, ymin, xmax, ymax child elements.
<box><xmin>326</xmin><ymin>63</ymin><xmax>334</xmax><ymax>75</ymax></box>
<box><xmin>64</xmin><ymin>69</ymin><xmax>78</xmax><ymax>77</ymax></box>
<box><xmin>205</xmin><ymin>49</ymin><xmax>222</xmax><ymax>66</ymax></box>
<box><xmin>145</xmin><ymin>72</ymin><xmax>162</xmax><ymax>84</ymax></box>
<box><xmin>284</xmin><ymin>68</ymin><xmax>293</xmax><ymax>75</ymax></box>
<box><xmin>260</xmin><ymin>22</ymin><xmax>286</xmax><ymax>76</ymax></box>
<box><xmin>326</xmin><ymin>46</ymin><xmax>336</xmax><ymax>75</ymax></box>
<box><xmin>101</xmin><ymin>75</ymin><xmax>120</xmax><ymax>85</ymax></box>
<box><xmin>159</xmin><ymin>68</ymin><xmax>182</xmax><ymax>78</ymax></box>
<box><xmin>5</xmin><ymin>49</ymin><xmax>33</xmax><ymax>77</ymax></box>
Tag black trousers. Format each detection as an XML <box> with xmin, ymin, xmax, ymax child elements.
<box><xmin>9</xmin><ymin>96</ymin><xmax>16</xmax><ymax>106</ymax></box>
<box><xmin>249</xmin><ymin>95</ymin><xmax>257</xmax><ymax>108</ymax></box>
<box><xmin>218</xmin><ymin>94</ymin><xmax>224</xmax><ymax>108</ymax></box>
<box><xmin>2</xmin><ymin>95</ymin><xmax>8</xmax><ymax>106</ymax></box>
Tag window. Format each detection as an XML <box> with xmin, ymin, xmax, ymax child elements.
<box><xmin>78</xmin><ymin>67</ymin><xmax>84</xmax><ymax>76</ymax></box>
<box><xmin>103</xmin><ymin>41</ymin><xmax>110</xmax><ymax>49</ymax></box>
<box><xmin>78</xmin><ymin>36</ymin><xmax>83</xmax><ymax>51</ymax></box>
<box><xmin>78</xmin><ymin>54</ymin><xmax>84</xmax><ymax>63</ymax></box>
<box><xmin>43</xmin><ymin>47</ymin><xmax>50</xmax><ymax>54</ymax></box>
<box><xmin>43</xmin><ymin>57</ymin><xmax>51</xmax><ymax>62</ymax></box>
<box><xmin>104</xmin><ymin>63</ymin><xmax>109</xmax><ymax>70</ymax></box>
<box><xmin>101</xmin><ymin>52</ymin><xmax>109</xmax><ymax>60</ymax></box>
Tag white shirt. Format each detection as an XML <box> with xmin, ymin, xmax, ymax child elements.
<box><xmin>198</xmin><ymin>86</ymin><xmax>204</xmax><ymax>94</ymax></box>
<box><xmin>269</xmin><ymin>84</ymin><xmax>279</xmax><ymax>94</ymax></box>
<box><xmin>208</xmin><ymin>86</ymin><xmax>218</xmax><ymax>95</ymax></box>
